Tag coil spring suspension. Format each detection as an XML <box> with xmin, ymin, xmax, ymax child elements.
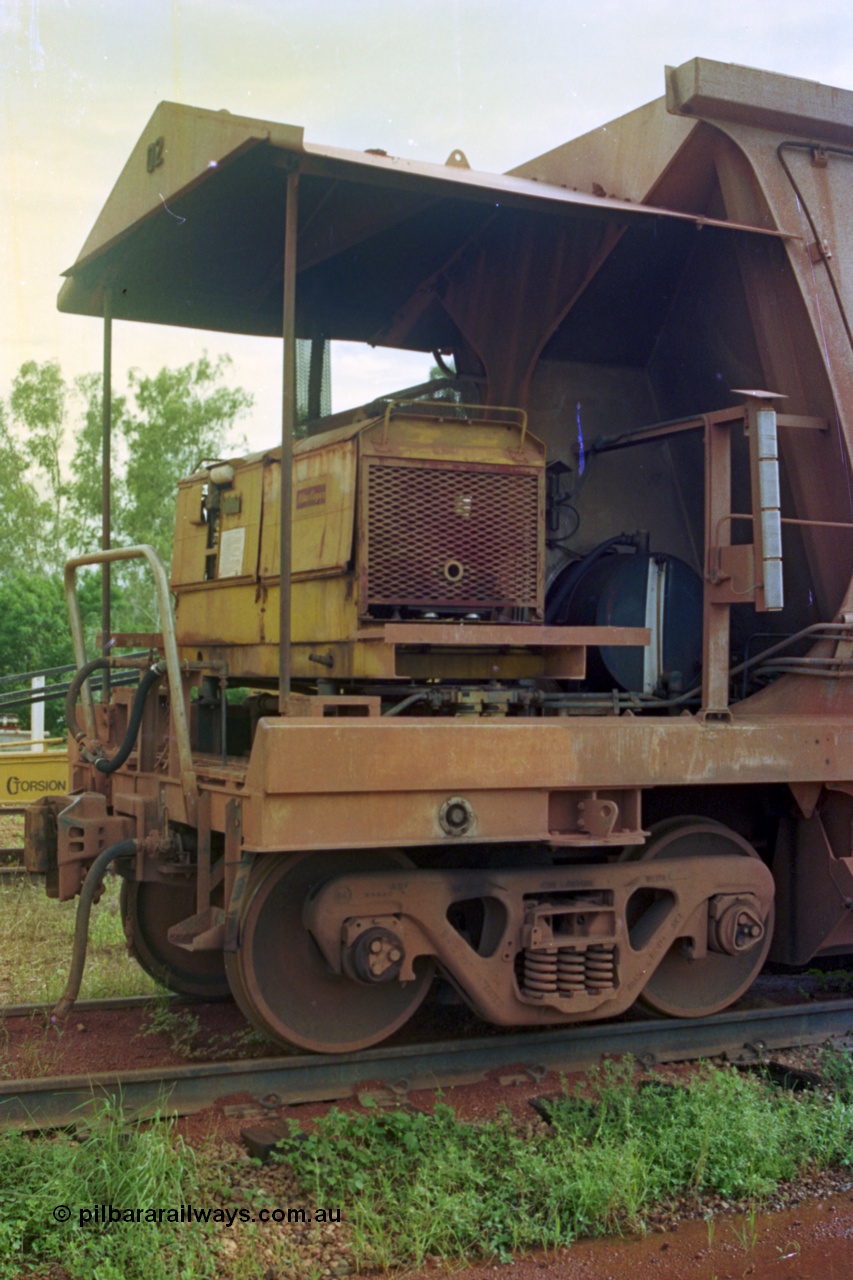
<box><xmin>557</xmin><ymin>949</ymin><xmax>585</xmax><ymax>993</ymax></box>
<box><xmin>523</xmin><ymin>949</ymin><xmax>559</xmax><ymax>993</ymax></box>
<box><xmin>522</xmin><ymin>943</ymin><xmax>617</xmax><ymax>998</ymax></box>
<box><xmin>584</xmin><ymin>943</ymin><xmax>617</xmax><ymax>991</ymax></box>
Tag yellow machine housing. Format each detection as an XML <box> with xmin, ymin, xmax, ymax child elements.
<box><xmin>171</xmin><ymin>404</ymin><xmax>547</xmax><ymax>682</ymax></box>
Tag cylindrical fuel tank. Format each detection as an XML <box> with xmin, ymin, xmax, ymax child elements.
<box><xmin>547</xmin><ymin>549</ymin><xmax>703</xmax><ymax>694</ymax></box>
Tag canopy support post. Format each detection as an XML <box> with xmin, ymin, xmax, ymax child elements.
<box><xmin>101</xmin><ymin>290</ymin><xmax>112</xmax><ymax>698</ymax></box>
<box><xmin>279</xmin><ymin>166</ymin><xmax>299</xmax><ymax>714</ymax></box>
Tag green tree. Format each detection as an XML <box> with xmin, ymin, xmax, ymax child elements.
<box><xmin>70</xmin><ymin>355</ymin><xmax>251</xmax><ymax>617</ymax></box>
<box><xmin>65</xmin><ymin>372</ymin><xmax>129</xmax><ymax>556</ymax></box>
<box><xmin>9</xmin><ymin>360</ymin><xmax>67</xmax><ymax>569</ymax></box>
<box><xmin>112</xmin><ymin>355</ymin><xmax>251</xmax><ymax>630</ymax></box>
<box><xmin>121</xmin><ymin>355</ymin><xmax>251</xmax><ymax>563</ymax></box>
<box><xmin>0</xmin><ymin>573</ymin><xmax>81</xmax><ymax>677</ymax></box>
<box><xmin>0</xmin><ymin>353</ymin><xmax>252</xmax><ymax>671</ymax></box>
<box><xmin>0</xmin><ymin>398</ymin><xmax>45</xmax><ymax>571</ymax></box>
<box><xmin>0</xmin><ymin>570</ymin><xmax>102</xmax><ymax>733</ymax></box>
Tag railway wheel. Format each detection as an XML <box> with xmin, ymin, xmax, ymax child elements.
<box><xmin>120</xmin><ymin>880</ymin><xmax>230</xmax><ymax>1000</ymax></box>
<box><xmin>622</xmin><ymin>818</ymin><xmax>774</xmax><ymax>1018</ymax></box>
<box><xmin>225</xmin><ymin>850</ymin><xmax>435</xmax><ymax>1053</ymax></box>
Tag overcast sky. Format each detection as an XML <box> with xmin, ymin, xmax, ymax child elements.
<box><xmin>2</xmin><ymin>0</ymin><xmax>852</xmax><ymax>452</ymax></box>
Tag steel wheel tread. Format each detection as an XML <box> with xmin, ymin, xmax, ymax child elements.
<box><xmin>121</xmin><ymin>880</ymin><xmax>230</xmax><ymax>1000</ymax></box>
<box><xmin>622</xmin><ymin>818</ymin><xmax>774</xmax><ymax>1019</ymax></box>
<box><xmin>225</xmin><ymin>850</ymin><xmax>435</xmax><ymax>1054</ymax></box>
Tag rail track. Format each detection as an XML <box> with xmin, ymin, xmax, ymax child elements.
<box><xmin>0</xmin><ymin>993</ymin><xmax>170</xmax><ymax>1019</ymax></box>
<box><xmin>1</xmin><ymin>995</ymin><xmax>852</xmax><ymax>1132</ymax></box>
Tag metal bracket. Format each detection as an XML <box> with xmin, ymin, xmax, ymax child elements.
<box><xmin>224</xmin><ymin>851</ymin><xmax>254</xmax><ymax>952</ymax></box>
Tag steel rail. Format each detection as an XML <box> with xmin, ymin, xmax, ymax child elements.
<box><xmin>0</xmin><ymin>859</ymin><xmax>28</xmax><ymax>876</ymax></box>
<box><xmin>2</xmin><ymin>998</ymin><xmax>852</xmax><ymax>1131</ymax></box>
<box><xmin>0</xmin><ymin>994</ymin><xmax>179</xmax><ymax>1020</ymax></box>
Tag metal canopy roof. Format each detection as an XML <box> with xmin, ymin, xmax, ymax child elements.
<box><xmin>61</xmin><ymin>86</ymin><xmax>808</xmax><ymax>712</ymax></box>
<box><xmin>58</xmin><ymin>100</ymin><xmax>790</xmax><ymax>348</ymax></box>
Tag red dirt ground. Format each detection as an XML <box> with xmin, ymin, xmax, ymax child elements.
<box><xmin>389</xmin><ymin>1196</ymin><xmax>853</xmax><ymax>1280</ymax></box>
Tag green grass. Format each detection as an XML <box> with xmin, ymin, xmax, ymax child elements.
<box><xmin>799</xmin><ymin>966</ymin><xmax>853</xmax><ymax>995</ymax></box>
<box><xmin>820</xmin><ymin>1044</ymin><xmax>853</xmax><ymax>1101</ymax></box>
<box><xmin>0</xmin><ymin>1099</ymin><xmax>212</xmax><ymax>1279</ymax></box>
<box><xmin>0</xmin><ymin>875</ymin><xmax>160</xmax><ymax>1004</ymax></box>
<box><xmin>2</xmin><ymin>1054</ymin><xmax>853</xmax><ymax>1277</ymax></box>
<box><xmin>274</xmin><ymin>1056</ymin><xmax>853</xmax><ymax>1270</ymax></box>
<box><xmin>0</xmin><ymin>1098</ymin><xmax>322</xmax><ymax>1280</ymax></box>
<box><xmin>139</xmin><ymin>998</ymin><xmax>275</xmax><ymax>1060</ymax></box>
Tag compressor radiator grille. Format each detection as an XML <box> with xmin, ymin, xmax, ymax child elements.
<box><xmin>363</xmin><ymin>460</ymin><xmax>541</xmax><ymax>612</ymax></box>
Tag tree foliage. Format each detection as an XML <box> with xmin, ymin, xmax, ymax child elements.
<box><xmin>9</xmin><ymin>360</ymin><xmax>68</xmax><ymax>570</ymax></box>
<box><xmin>0</xmin><ymin>571</ymin><xmax>103</xmax><ymax>733</ymax></box>
<box><xmin>0</xmin><ymin>398</ymin><xmax>45</xmax><ymax>571</ymax></box>
<box><xmin>9</xmin><ymin>359</ymin><xmax>66</xmax><ymax>484</ymax></box>
<box><xmin>0</xmin><ymin>354</ymin><xmax>252</xmax><ymax>703</ymax></box>
<box><xmin>122</xmin><ymin>356</ymin><xmax>251</xmax><ymax>562</ymax></box>
<box><xmin>64</xmin><ymin>372</ymin><xmax>128</xmax><ymax>557</ymax></box>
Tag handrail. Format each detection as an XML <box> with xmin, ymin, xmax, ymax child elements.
<box><xmin>63</xmin><ymin>546</ymin><xmax>197</xmax><ymax>813</ymax></box>
<box><xmin>380</xmin><ymin>399</ymin><xmax>528</xmax><ymax>447</ymax></box>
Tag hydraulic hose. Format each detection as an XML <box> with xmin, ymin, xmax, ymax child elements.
<box><xmin>94</xmin><ymin>662</ymin><xmax>166</xmax><ymax>774</ymax></box>
<box><xmin>65</xmin><ymin>659</ymin><xmax>166</xmax><ymax>774</ymax></box>
<box><xmin>546</xmin><ymin>533</ymin><xmax>637</xmax><ymax>625</ymax></box>
<box><xmin>65</xmin><ymin>658</ymin><xmax>110</xmax><ymax>740</ymax></box>
<box><xmin>52</xmin><ymin>839</ymin><xmax>139</xmax><ymax>1019</ymax></box>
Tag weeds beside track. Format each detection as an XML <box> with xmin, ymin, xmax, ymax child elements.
<box><xmin>2</xmin><ymin>1054</ymin><xmax>853</xmax><ymax>1280</ymax></box>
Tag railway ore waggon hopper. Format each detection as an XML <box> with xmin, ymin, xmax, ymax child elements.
<box><xmin>27</xmin><ymin>59</ymin><xmax>853</xmax><ymax>1052</ymax></box>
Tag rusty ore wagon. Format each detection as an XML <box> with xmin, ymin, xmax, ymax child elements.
<box><xmin>26</xmin><ymin>58</ymin><xmax>853</xmax><ymax>1052</ymax></box>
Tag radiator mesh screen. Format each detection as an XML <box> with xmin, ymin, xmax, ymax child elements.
<box><xmin>365</xmin><ymin>462</ymin><xmax>540</xmax><ymax>609</ymax></box>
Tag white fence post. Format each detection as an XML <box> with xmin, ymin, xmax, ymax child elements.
<box><xmin>31</xmin><ymin>676</ymin><xmax>45</xmax><ymax>752</ymax></box>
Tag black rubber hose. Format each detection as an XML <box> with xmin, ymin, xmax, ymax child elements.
<box><xmin>52</xmin><ymin>838</ymin><xmax>139</xmax><ymax>1018</ymax></box>
<box><xmin>546</xmin><ymin>533</ymin><xmax>636</xmax><ymax>625</ymax></box>
<box><xmin>65</xmin><ymin>657</ymin><xmax>110</xmax><ymax>741</ymax></box>
<box><xmin>93</xmin><ymin>662</ymin><xmax>166</xmax><ymax>775</ymax></box>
